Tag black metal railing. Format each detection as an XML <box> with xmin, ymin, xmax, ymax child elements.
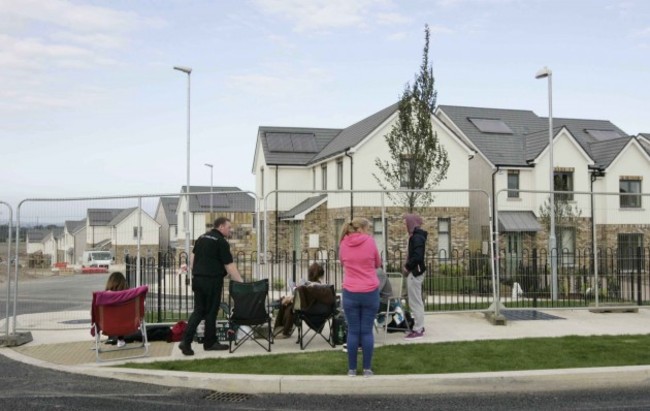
<box><xmin>126</xmin><ymin>245</ymin><xmax>650</xmax><ymax>322</ymax></box>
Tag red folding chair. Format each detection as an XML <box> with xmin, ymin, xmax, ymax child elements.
<box><xmin>91</xmin><ymin>285</ymin><xmax>149</xmax><ymax>362</ymax></box>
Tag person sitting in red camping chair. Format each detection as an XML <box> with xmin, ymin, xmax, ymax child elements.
<box><xmin>91</xmin><ymin>281</ymin><xmax>149</xmax><ymax>362</ymax></box>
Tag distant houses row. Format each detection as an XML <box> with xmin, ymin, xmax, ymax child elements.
<box><xmin>25</xmin><ymin>186</ymin><xmax>256</xmax><ymax>266</ymax></box>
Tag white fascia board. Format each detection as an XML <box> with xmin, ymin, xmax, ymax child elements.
<box><xmin>251</xmin><ymin>129</ymin><xmax>262</xmax><ymax>174</ymax></box>
<box><xmin>605</xmin><ymin>138</ymin><xmax>650</xmax><ymax>171</ymax></box>
<box><xmin>531</xmin><ymin>126</ymin><xmax>594</xmax><ymax>166</ymax></box>
<box><xmin>435</xmin><ymin>107</ymin><xmax>493</xmax><ymax>168</ymax></box>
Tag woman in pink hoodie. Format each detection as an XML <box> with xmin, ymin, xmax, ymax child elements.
<box><xmin>339</xmin><ymin>217</ymin><xmax>381</xmax><ymax>377</ymax></box>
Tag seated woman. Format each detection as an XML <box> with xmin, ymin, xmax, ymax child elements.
<box><xmin>273</xmin><ymin>262</ymin><xmax>325</xmax><ymax>339</ymax></box>
<box><xmin>104</xmin><ymin>271</ymin><xmax>128</xmax><ymax>347</ymax></box>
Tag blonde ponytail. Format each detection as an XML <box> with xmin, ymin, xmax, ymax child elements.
<box><xmin>339</xmin><ymin>217</ymin><xmax>371</xmax><ymax>243</ymax></box>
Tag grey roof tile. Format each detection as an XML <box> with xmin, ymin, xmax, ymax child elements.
<box><xmin>437</xmin><ymin>105</ymin><xmax>630</xmax><ymax>168</ymax></box>
<box><xmin>639</xmin><ymin>137</ymin><xmax>650</xmax><ymax>157</ymax></box>
<box><xmin>279</xmin><ymin>194</ymin><xmax>327</xmax><ymax>219</ymax></box>
<box><xmin>26</xmin><ymin>229</ymin><xmax>48</xmax><ymax>242</ymax></box>
<box><xmin>87</xmin><ymin>209</ymin><xmax>124</xmax><ymax>226</ymax></box>
<box><xmin>550</xmin><ymin>117</ymin><xmax>628</xmax><ymax>160</ymax></box>
<box><xmin>64</xmin><ymin>219</ymin><xmax>86</xmax><ymax>234</ymax></box>
<box><xmin>159</xmin><ymin>197</ymin><xmax>178</xmax><ymax>225</ymax></box>
<box><xmin>589</xmin><ymin>137</ymin><xmax>632</xmax><ymax>168</ymax></box>
<box><xmin>180</xmin><ymin>186</ymin><xmax>255</xmax><ymax>213</ymax></box>
<box><xmin>108</xmin><ymin>207</ymin><xmax>138</xmax><ymax>226</ymax></box>
<box><xmin>309</xmin><ymin>102</ymin><xmax>399</xmax><ymax>164</ymax></box>
<box><xmin>438</xmin><ymin>105</ymin><xmax>546</xmax><ymax>166</ymax></box>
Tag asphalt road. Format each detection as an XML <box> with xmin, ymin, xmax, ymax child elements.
<box><xmin>0</xmin><ymin>274</ymin><xmax>107</xmax><ymax>317</ymax></box>
<box><xmin>2</xmin><ymin>353</ymin><xmax>650</xmax><ymax>411</ymax></box>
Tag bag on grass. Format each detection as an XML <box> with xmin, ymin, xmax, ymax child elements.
<box><xmin>332</xmin><ymin>313</ymin><xmax>347</xmax><ymax>345</ymax></box>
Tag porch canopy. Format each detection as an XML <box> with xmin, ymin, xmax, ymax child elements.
<box><xmin>498</xmin><ymin>211</ymin><xmax>542</xmax><ymax>232</ymax></box>
<box><xmin>279</xmin><ymin>194</ymin><xmax>327</xmax><ymax>221</ymax></box>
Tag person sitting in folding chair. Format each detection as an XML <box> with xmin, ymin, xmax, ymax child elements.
<box><xmin>293</xmin><ymin>278</ymin><xmax>337</xmax><ymax>350</ymax></box>
<box><xmin>274</xmin><ymin>262</ymin><xmax>325</xmax><ymax>339</ymax></box>
<box><xmin>103</xmin><ymin>272</ymin><xmax>128</xmax><ymax>348</ymax></box>
<box><xmin>91</xmin><ymin>284</ymin><xmax>149</xmax><ymax>362</ymax></box>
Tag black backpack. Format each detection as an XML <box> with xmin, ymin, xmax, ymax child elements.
<box><xmin>386</xmin><ymin>310</ymin><xmax>414</xmax><ymax>333</ymax></box>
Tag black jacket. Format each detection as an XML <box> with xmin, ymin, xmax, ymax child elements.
<box><xmin>405</xmin><ymin>227</ymin><xmax>428</xmax><ymax>276</ymax></box>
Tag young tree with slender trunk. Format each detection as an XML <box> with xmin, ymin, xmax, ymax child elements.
<box><xmin>374</xmin><ymin>24</ymin><xmax>449</xmax><ymax>212</ymax></box>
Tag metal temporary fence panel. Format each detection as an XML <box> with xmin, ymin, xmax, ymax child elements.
<box><xmin>1</xmin><ymin>201</ymin><xmax>14</xmax><ymax>337</ymax></box>
<box><xmin>495</xmin><ymin>188</ymin><xmax>650</xmax><ymax>311</ymax></box>
<box><xmin>11</xmin><ymin>190</ymin><xmax>258</xmax><ymax>330</ymax></box>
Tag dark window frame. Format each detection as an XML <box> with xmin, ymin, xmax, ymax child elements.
<box><xmin>619</xmin><ymin>179</ymin><xmax>642</xmax><ymax>208</ymax></box>
<box><xmin>554</xmin><ymin>171</ymin><xmax>574</xmax><ymax>201</ymax></box>
<box><xmin>507</xmin><ymin>171</ymin><xmax>520</xmax><ymax>198</ymax></box>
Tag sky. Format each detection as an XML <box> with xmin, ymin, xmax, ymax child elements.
<box><xmin>1</xmin><ymin>0</ymin><xmax>649</xmax><ymax>212</ymax></box>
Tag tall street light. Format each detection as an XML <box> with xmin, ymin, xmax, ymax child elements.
<box><xmin>204</xmin><ymin>163</ymin><xmax>213</xmax><ymax>222</ymax></box>
<box><xmin>174</xmin><ymin>65</ymin><xmax>192</xmax><ymax>265</ymax></box>
<box><xmin>535</xmin><ymin>66</ymin><xmax>557</xmax><ymax>301</ymax></box>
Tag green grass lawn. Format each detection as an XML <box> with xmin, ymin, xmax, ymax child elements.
<box><xmin>125</xmin><ymin>334</ymin><xmax>650</xmax><ymax>375</ymax></box>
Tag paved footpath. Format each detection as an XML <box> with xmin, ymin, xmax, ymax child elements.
<box><xmin>2</xmin><ymin>308</ymin><xmax>650</xmax><ymax>395</ymax></box>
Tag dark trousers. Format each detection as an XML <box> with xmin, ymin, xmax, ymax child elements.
<box><xmin>273</xmin><ymin>303</ymin><xmax>295</xmax><ymax>336</ymax></box>
<box><xmin>182</xmin><ymin>276</ymin><xmax>224</xmax><ymax>348</ymax></box>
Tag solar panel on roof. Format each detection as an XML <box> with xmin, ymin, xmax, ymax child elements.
<box><xmin>585</xmin><ymin>129</ymin><xmax>622</xmax><ymax>141</ymax></box>
<box><xmin>266</xmin><ymin>133</ymin><xmax>294</xmax><ymax>152</ymax></box>
<box><xmin>468</xmin><ymin>118</ymin><xmax>513</xmax><ymax>134</ymax></box>
<box><xmin>266</xmin><ymin>132</ymin><xmax>317</xmax><ymax>153</ymax></box>
<box><xmin>290</xmin><ymin>133</ymin><xmax>318</xmax><ymax>153</ymax></box>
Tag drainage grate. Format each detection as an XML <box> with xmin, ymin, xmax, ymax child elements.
<box><xmin>501</xmin><ymin>310</ymin><xmax>565</xmax><ymax>321</ymax></box>
<box><xmin>204</xmin><ymin>392</ymin><xmax>253</xmax><ymax>402</ymax></box>
<box><xmin>60</xmin><ymin>319</ymin><xmax>90</xmax><ymax>324</ymax></box>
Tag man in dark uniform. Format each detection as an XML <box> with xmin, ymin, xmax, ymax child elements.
<box><xmin>179</xmin><ymin>217</ymin><xmax>243</xmax><ymax>355</ymax></box>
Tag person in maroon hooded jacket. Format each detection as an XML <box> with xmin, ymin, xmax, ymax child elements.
<box><xmin>402</xmin><ymin>213</ymin><xmax>428</xmax><ymax>341</ymax></box>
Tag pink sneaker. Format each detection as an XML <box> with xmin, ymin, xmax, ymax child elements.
<box><xmin>403</xmin><ymin>330</ymin><xmax>424</xmax><ymax>341</ymax></box>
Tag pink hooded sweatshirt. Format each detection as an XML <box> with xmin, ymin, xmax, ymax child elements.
<box><xmin>340</xmin><ymin>233</ymin><xmax>381</xmax><ymax>293</ymax></box>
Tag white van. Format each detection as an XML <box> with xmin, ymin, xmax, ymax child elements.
<box><xmin>81</xmin><ymin>251</ymin><xmax>113</xmax><ymax>268</ymax></box>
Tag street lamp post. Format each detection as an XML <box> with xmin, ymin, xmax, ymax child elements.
<box><xmin>535</xmin><ymin>66</ymin><xmax>557</xmax><ymax>301</ymax></box>
<box><xmin>174</xmin><ymin>65</ymin><xmax>192</xmax><ymax>265</ymax></box>
<box><xmin>204</xmin><ymin>163</ymin><xmax>213</xmax><ymax>222</ymax></box>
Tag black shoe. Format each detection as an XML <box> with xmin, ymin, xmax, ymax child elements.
<box><xmin>178</xmin><ymin>342</ymin><xmax>194</xmax><ymax>356</ymax></box>
<box><xmin>204</xmin><ymin>342</ymin><xmax>229</xmax><ymax>351</ymax></box>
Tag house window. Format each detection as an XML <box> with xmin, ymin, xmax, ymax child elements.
<box><xmin>312</xmin><ymin>168</ymin><xmax>316</xmax><ymax>190</ymax></box>
<box><xmin>619</xmin><ymin>178</ymin><xmax>641</xmax><ymax>208</ymax></box>
<box><xmin>337</xmin><ymin>160</ymin><xmax>343</xmax><ymax>190</ymax></box>
<box><xmin>260</xmin><ymin>167</ymin><xmax>265</xmax><ymax>196</ymax></box>
<box><xmin>399</xmin><ymin>154</ymin><xmax>421</xmax><ymax>188</ymax></box>
<box><xmin>321</xmin><ymin>164</ymin><xmax>327</xmax><ymax>190</ymax></box>
<box><xmin>174</xmin><ymin>225</ymin><xmax>178</xmax><ymax>236</ymax></box>
<box><xmin>554</xmin><ymin>170</ymin><xmax>574</xmax><ymax>201</ymax></box>
<box><xmin>438</xmin><ymin>218</ymin><xmax>451</xmax><ymax>259</ymax></box>
<box><xmin>507</xmin><ymin>171</ymin><xmax>519</xmax><ymax>198</ymax></box>
<box><xmin>133</xmin><ymin>226</ymin><xmax>142</xmax><ymax>239</ymax></box>
<box><xmin>557</xmin><ymin>226</ymin><xmax>575</xmax><ymax>266</ymax></box>
<box><xmin>618</xmin><ymin>233</ymin><xmax>644</xmax><ymax>272</ymax></box>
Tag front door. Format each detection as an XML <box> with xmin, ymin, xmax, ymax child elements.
<box><xmin>293</xmin><ymin>222</ymin><xmax>302</xmax><ymax>254</ymax></box>
<box><xmin>505</xmin><ymin>232</ymin><xmax>523</xmax><ymax>276</ymax></box>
